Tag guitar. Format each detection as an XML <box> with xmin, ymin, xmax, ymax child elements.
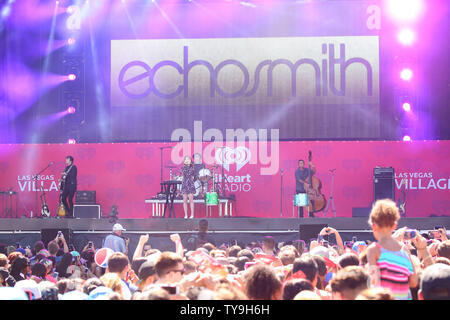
<box><xmin>40</xmin><ymin>187</ymin><xmax>50</xmax><ymax>218</ymax></box>
<box><xmin>57</xmin><ymin>194</ymin><xmax>66</xmax><ymax>217</ymax></box>
<box><xmin>397</xmin><ymin>178</ymin><xmax>407</xmax><ymax>216</ymax></box>
<box><xmin>57</xmin><ymin>168</ymin><xmax>70</xmax><ymax>217</ymax></box>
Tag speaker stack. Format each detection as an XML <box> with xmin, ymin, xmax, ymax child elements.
<box><xmin>74</xmin><ymin>191</ymin><xmax>101</xmax><ymax>219</ymax></box>
<box><xmin>298</xmin><ymin>224</ymin><xmax>329</xmax><ymax>243</ymax></box>
<box><xmin>373</xmin><ymin>167</ymin><xmax>395</xmax><ymax>202</ymax></box>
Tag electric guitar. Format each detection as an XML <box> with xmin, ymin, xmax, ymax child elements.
<box><xmin>40</xmin><ymin>187</ymin><xmax>50</xmax><ymax>218</ymax></box>
<box><xmin>397</xmin><ymin>178</ymin><xmax>407</xmax><ymax>216</ymax></box>
<box><xmin>57</xmin><ymin>194</ymin><xmax>66</xmax><ymax>217</ymax></box>
<box><xmin>57</xmin><ymin>168</ymin><xmax>71</xmax><ymax>217</ymax></box>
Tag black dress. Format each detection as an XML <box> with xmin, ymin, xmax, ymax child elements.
<box><xmin>181</xmin><ymin>165</ymin><xmax>196</xmax><ymax>195</ymax></box>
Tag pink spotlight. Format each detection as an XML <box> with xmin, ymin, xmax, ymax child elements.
<box><xmin>67</xmin><ymin>73</ymin><xmax>77</xmax><ymax>81</ymax></box>
<box><xmin>67</xmin><ymin>106</ymin><xmax>76</xmax><ymax>114</ymax></box>
<box><xmin>397</xmin><ymin>29</ymin><xmax>415</xmax><ymax>46</ymax></box>
<box><xmin>400</xmin><ymin>68</ymin><xmax>413</xmax><ymax>81</ymax></box>
<box><xmin>67</xmin><ymin>37</ymin><xmax>76</xmax><ymax>45</ymax></box>
<box><xmin>402</xmin><ymin>135</ymin><xmax>411</xmax><ymax>142</ymax></box>
<box><xmin>387</xmin><ymin>0</ymin><xmax>423</xmax><ymax>22</ymax></box>
<box><xmin>402</xmin><ymin>102</ymin><xmax>411</xmax><ymax>112</ymax></box>
<box><xmin>67</xmin><ymin>138</ymin><xmax>76</xmax><ymax>144</ymax></box>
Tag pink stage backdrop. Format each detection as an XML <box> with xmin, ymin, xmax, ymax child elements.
<box><xmin>0</xmin><ymin>141</ymin><xmax>449</xmax><ymax>219</ymax></box>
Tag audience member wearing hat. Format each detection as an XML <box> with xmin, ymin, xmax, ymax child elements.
<box><xmin>103</xmin><ymin>224</ymin><xmax>128</xmax><ymax>254</ymax></box>
<box><xmin>137</xmin><ymin>260</ymin><xmax>157</xmax><ymax>291</ymax></box>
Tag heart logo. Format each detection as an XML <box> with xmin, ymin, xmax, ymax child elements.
<box><xmin>215</xmin><ymin>146</ymin><xmax>251</xmax><ymax>172</ymax></box>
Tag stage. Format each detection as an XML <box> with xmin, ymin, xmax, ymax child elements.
<box><xmin>1</xmin><ymin>217</ymin><xmax>448</xmax><ymax>258</ymax></box>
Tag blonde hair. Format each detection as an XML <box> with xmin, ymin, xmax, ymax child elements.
<box><xmin>100</xmin><ymin>273</ymin><xmax>123</xmax><ymax>298</ymax></box>
<box><xmin>368</xmin><ymin>199</ymin><xmax>400</xmax><ymax>229</ymax></box>
<box><xmin>356</xmin><ymin>287</ymin><xmax>395</xmax><ymax>300</ymax></box>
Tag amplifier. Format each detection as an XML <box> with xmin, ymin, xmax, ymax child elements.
<box><xmin>373</xmin><ymin>167</ymin><xmax>395</xmax><ymax>201</ymax></box>
<box><xmin>352</xmin><ymin>207</ymin><xmax>372</xmax><ymax>217</ymax></box>
<box><xmin>74</xmin><ymin>205</ymin><xmax>101</xmax><ymax>219</ymax></box>
<box><xmin>373</xmin><ymin>167</ymin><xmax>394</xmax><ymax>178</ymax></box>
<box><xmin>75</xmin><ymin>191</ymin><xmax>96</xmax><ymax>204</ymax></box>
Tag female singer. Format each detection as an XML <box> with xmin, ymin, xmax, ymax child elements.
<box><xmin>181</xmin><ymin>155</ymin><xmax>196</xmax><ymax>219</ymax></box>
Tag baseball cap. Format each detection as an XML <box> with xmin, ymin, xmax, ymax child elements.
<box><xmin>310</xmin><ymin>246</ymin><xmax>337</xmax><ymax>269</ymax></box>
<box><xmin>88</xmin><ymin>286</ymin><xmax>114</xmax><ymax>300</ymax></box>
<box><xmin>15</xmin><ymin>280</ymin><xmax>42</xmax><ymax>300</ymax></box>
<box><xmin>113</xmin><ymin>223</ymin><xmax>126</xmax><ymax>232</ymax></box>
<box><xmin>15</xmin><ymin>248</ymin><xmax>26</xmax><ymax>256</ymax></box>
<box><xmin>138</xmin><ymin>260</ymin><xmax>156</xmax><ymax>281</ymax></box>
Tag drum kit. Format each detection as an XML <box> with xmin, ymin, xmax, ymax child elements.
<box><xmin>166</xmin><ymin>164</ymin><xmax>221</xmax><ymax>205</ymax></box>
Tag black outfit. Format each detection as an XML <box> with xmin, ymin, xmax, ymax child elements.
<box><xmin>294</xmin><ymin>167</ymin><xmax>314</xmax><ymax>218</ymax></box>
<box><xmin>194</xmin><ymin>162</ymin><xmax>206</xmax><ymax>192</ymax></box>
<box><xmin>193</xmin><ymin>163</ymin><xmax>205</xmax><ymax>178</ymax></box>
<box><xmin>61</xmin><ymin>164</ymin><xmax>77</xmax><ymax>218</ymax></box>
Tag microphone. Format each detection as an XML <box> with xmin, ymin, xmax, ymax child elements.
<box><xmin>160</xmin><ymin>146</ymin><xmax>174</xmax><ymax>149</ymax></box>
<box><xmin>49</xmin><ymin>161</ymin><xmax>55</xmax><ymax>166</ymax></box>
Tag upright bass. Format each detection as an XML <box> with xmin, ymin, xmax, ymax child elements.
<box><xmin>304</xmin><ymin>151</ymin><xmax>327</xmax><ymax>213</ymax></box>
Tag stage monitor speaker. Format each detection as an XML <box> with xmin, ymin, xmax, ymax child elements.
<box><xmin>352</xmin><ymin>207</ymin><xmax>372</xmax><ymax>217</ymax></box>
<box><xmin>41</xmin><ymin>228</ymin><xmax>73</xmax><ymax>247</ymax></box>
<box><xmin>74</xmin><ymin>205</ymin><xmax>101</xmax><ymax>219</ymax></box>
<box><xmin>75</xmin><ymin>191</ymin><xmax>96</xmax><ymax>204</ymax></box>
<box><xmin>373</xmin><ymin>167</ymin><xmax>395</xmax><ymax>201</ymax></box>
<box><xmin>298</xmin><ymin>224</ymin><xmax>328</xmax><ymax>243</ymax></box>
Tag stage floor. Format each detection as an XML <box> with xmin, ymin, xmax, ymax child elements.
<box><xmin>1</xmin><ymin>217</ymin><xmax>448</xmax><ymax>233</ymax></box>
<box><xmin>1</xmin><ymin>217</ymin><xmax>448</xmax><ymax>254</ymax></box>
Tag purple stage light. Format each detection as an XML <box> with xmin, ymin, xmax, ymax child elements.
<box><xmin>402</xmin><ymin>135</ymin><xmax>412</xmax><ymax>142</ymax></box>
<box><xmin>67</xmin><ymin>138</ymin><xmax>76</xmax><ymax>144</ymax></box>
<box><xmin>67</xmin><ymin>106</ymin><xmax>76</xmax><ymax>114</ymax></box>
<box><xmin>402</xmin><ymin>102</ymin><xmax>411</xmax><ymax>112</ymax></box>
<box><xmin>400</xmin><ymin>68</ymin><xmax>413</xmax><ymax>81</ymax></box>
<box><xmin>397</xmin><ymin>28</ymin><xmax>415</xmax><ymax>46</ymax></box>
<box><xmin>67</xmin><ymin>73</ymin><xmax>77</xmax><ymax>81</ymax></box>
<box><xmin>387</xmin><ymin>0</ymin><xmax>423</xmax><ymax>22</ymax></box>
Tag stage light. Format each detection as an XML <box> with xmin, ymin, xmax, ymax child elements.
<box><xmin>402</xmin><ymin>135</ymin><xmax>411</xmax><ymax>141</ymax></box>
<box><xmin>67</xmin><ymin>106</ymin><xmax>76</xmax><ymax>114</ymax></box>
<box><xmin>67</xmin><ymin>73</ymin><xmax>77</xmax><ymax>81</ymax></box>
<box><xmin>67</xmin><ymin>5</ymin><xmax>77</xmax><ymax>14</ymax></box>
<box><xmin>402</xmin><ymin>102</ymin><xmax>412</xmax><ymax>112</ymax></box>
<box><xmin>400</xmin><ymin>68</ymin><xmax>413</xmax><ymax>81</ymax></box>
<box><xmin>397</xmin><ymin>28</ymin><xmax>415</xmax><ymax>46</ymax></box>
<box><xmin>387</xmin><ymin>0</ymin><xmax>423</xmax><ymax>22</ymax></box>
<box><xmin>67</xmin><ymin>37</ymin><xmax>76</xmax><ymax>45</ymax></box>
<box><xmin>67</xmin><ymin>138</ymin><xmax>76</xmax><ymax>144</ymax></box>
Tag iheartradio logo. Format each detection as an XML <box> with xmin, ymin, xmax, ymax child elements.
<box><xmin>170</xmin><ymin>120</ymin><xmax>279</xmax><ymax>175</ymax></box>
<box><xmin>215</xmin><ymin>146</ymin><xmax>251</xmax><ymax>172</ymax></box>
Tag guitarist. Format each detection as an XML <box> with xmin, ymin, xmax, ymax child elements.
<box><xmin>60</xmin><ymin>155</ymin><xmax>77</xmax><ymax>218</ymax></box>
<box><xmin>295</xmin><ymin>159</ymin><xmax>316</xmax><ymax>218</ymax></box>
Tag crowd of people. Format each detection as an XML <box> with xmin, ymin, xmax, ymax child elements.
<box><xmin>0</xmin><ymin>199</ymin><xmax>449</xmax><ymax>300</ymax></box>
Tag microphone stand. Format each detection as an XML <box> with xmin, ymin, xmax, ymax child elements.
<box><xmin>323</xmin><ymin>168</ymin><xmax>337</xmax><ymax>217</ymax></box>
<box><xmin>280</xmin><ymin>169</ymin><xmax>284</xmax><ymax>217</ymax></box>
<box><xmin>33</xmin><ymin>162</ymin><xmax>54</xmax><ymax>219</ymax></box>
<box><xmin>159</xmin><ymin>146</ymin><xmax>173</xmax><ymax>195</ymax></box>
